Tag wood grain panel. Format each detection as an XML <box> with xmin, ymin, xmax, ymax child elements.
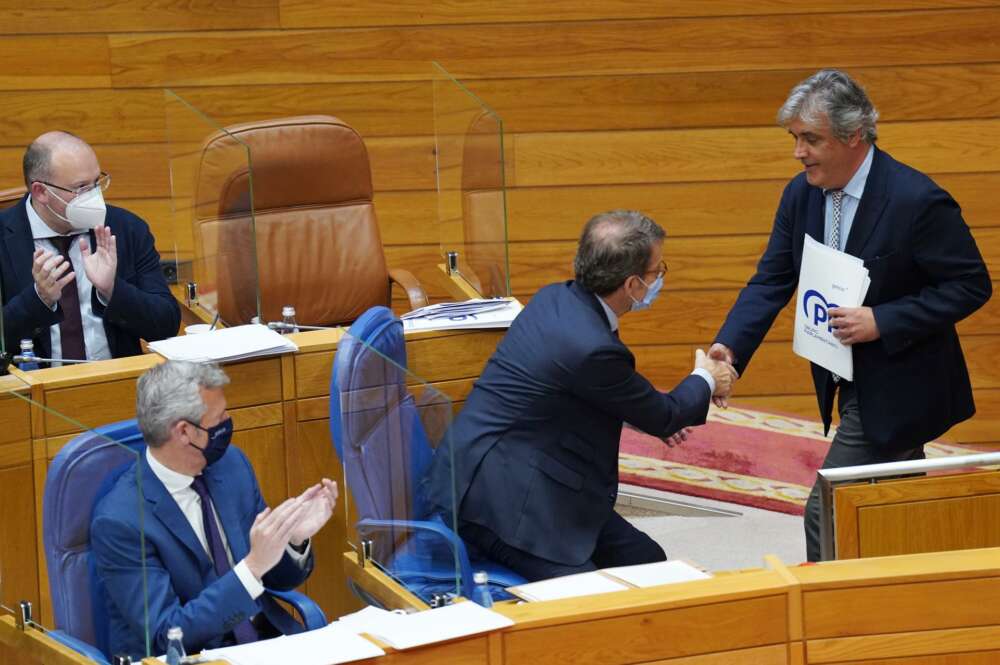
<box><xmin>511</xmin><ymin>121</ymin><xmax>1000</xmax><ymax>188</ymax></box>
<box><xmin>43</xmin><ymin>379</ymin><xmax>138</xmax><ymax>436</ymax></box>
<box><xmin>504</xmin><ymin>595</ymin><xmax>787</xmax><ymax>664</ymax></box>
<box><xmin>0</xmin><ymin>36</ymin><xmax>110</xmax><ymax>91</ymax></box>
<box><xmin>0</xmin><ymin>464</ymin><xmax>39</xmax><ymax>613</ymax></box>
<box><xmin>0</xmin><ymin>90</ymin><xmax>164</xmax><ymax>146</ymax></box>
<box><xmin>858</xmin><ymin>494</ymin><xmax>1000</xmax><ymax>557</ymax></box>
<box><xmin>0</xmin><ymin>144</ymin><xmax>169</xmax><ymax>198</ymax></box>
<box><xmin>233</xmin><ymin>424</ymin><xmax>286</xmax><ymax>508</ymax></box>
<box><xmin>829</xmin><ymin>650</ymin><xmax>1000</xmax><ymax>665</ymax></box>
<box><xmin>222</xmin><ymin>358</ymin><xmax>283</xmax><ymax>407</ymax></box>
<box><xmin>1</xmin><ymin>1</ymin><xmax>280</xmax><ymax>34</ymax></box>
<box><xmin>0</xmin><ymin>390</ymin><xmax>32</xmax><ymax>447</ymax></box>
<box><xmin>802</xmin><ymin>576</ymin><xmax>1000</xmax><ymax>639</ymax></box>
<box><xmin>280</xmin><ymin>0</ymin><xmax>1000</xmax><ymax>28</ymax></box>
<box><xmin>806</xmin><ymin>624</ymin><xmax>1000</xmax><ymax>663</ymax></box>
<box><xmin>109</xmin><ymin>9</ymin><xmax>1000</xmax><ymax>87</ymax></box>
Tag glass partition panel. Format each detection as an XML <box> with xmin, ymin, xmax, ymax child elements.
<box><xmin>0</xmin><ymin>375</ymin><xmax>152</xmax><ymax>661</ymax></box>
<box><xmin>333</xmin><ymin>329</ymin><xmax>463</xmax><ymax>604</ymax></box>
<box><xmin>164</xmin><ymin>89</ymin><xmax>260</xmax><ymax>327</ymax></box>
<box><xmin>433</xmin><ymin>62</ymin><xmax>510</xmax><ymax>299</ymax></box>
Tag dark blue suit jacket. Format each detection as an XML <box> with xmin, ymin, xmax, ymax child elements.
<box><xmin>716</xmin><ymin>147</ymin><xmax>991</xmax><ymax>450</ymax></box>
<box><xmin>427</xmin><ymin>280</ymin><xmax>711</xmax><ymax>565</ymax></box>
<box><xmin>92</xmin><ymin>446</ymin><xmax>312</xmax><ymax>658</ymax></box>
<box><xmin>0</xmin><ymin>195</ymin><xmax>180</xmax><ymax>358</ymax></box>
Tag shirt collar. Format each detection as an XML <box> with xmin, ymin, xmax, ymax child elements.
<box><xmin>595</xmin><ymin>294</ymin><xmax>619</xmax><ymax>332</ymax></box>
<box><xmin>25</xmin><ymin>194</ymin><xmax>80</xmax><ymax>241</ymax></box>
<box><xmin>146</xmin><ymin>446</ymin><xmax>197</xmax><ymax>495</ymax></box>
<box><xmin>827</xmin><ymin>145</ymin><xmax>874</xmax><ymax>200</ymax></box>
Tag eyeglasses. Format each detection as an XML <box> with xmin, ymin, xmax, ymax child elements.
<box><xmin>646</xmin><ymin>260</ymin><xmax>668</xmax><ymax>281</ymax></box>
<box><xmin>39</xmin><ymin>172</ymin><xmax>111</xmax><ymax>197</ymax></box>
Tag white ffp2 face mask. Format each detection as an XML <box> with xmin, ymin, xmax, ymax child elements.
<box><xmin>44</xmin><ymin>185</ymin><xmax>107</xmax><ymax>231</ymax></box>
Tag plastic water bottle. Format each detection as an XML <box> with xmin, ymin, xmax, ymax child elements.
<box><xmin>18</xmin><ymin>339</ymin><xmax>40</xmax><ymax>371</ymax></box>
<box><xmin>471</xmin><ymin>570</ymin><xmax>493</xmax><ymax>608</ymax></box>
<box><xmin>280</xmin><ymin>305</ymin><xmax>299</xmax><ymax>334</ymax></box>
<box><xmin>165</xmin><ymin>626</ymin><xmax>186</xmax><ymax>665</ymax></box>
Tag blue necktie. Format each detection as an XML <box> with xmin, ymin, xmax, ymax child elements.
<box><xmin>190</xmin><ymin>476</ymin><xmax>259</xmax><ymax>644</ymax></box>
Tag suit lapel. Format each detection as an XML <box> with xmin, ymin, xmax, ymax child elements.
<box><xmin>844</xmin><ymin>147</ymin><xmax>889</xmax><ymax>257</ymax></box>
<box><xmin>2</xmin><ymin>197</ymin><xmax>37</xmax><ymax>291</ymax></box>
<box><xmin>141</xmin><ymin>456</ymin><xmax>214</xmax><ymax>575</ymax></box>
<box><xmin>205</xmin><ymin>465</ymin><xmax>250</xmax><ymax>561</ymax></box>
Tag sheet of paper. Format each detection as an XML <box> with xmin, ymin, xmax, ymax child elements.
<box><xmin>792</xmin><ymin>235</ymin><xmax>870</xmax><ymax>381</ymax></box>
<box><xmin>602</xmin><ymin>560</ymin><xmax>712</xmax><ymax>588</ymax></box>
<box><xmin>507</xmin><ymin>570</ymin><xmax>630</xmax><ymax>602</ymax></box>
<box><xmin>352</xmin><ymin>601</ymin><xmax>514</xmax><ymax>650</ymax></box>
<box><xmin>201</xmin><ymin>623</ymin><xmax>385</xmax><ymax>665</ymax></box>
<box><xmin>148</xmin><ymin>324</ymin><xmax>298</xmax><ymax>363</ymax></box>
<box><xmin>402</xmin><ymin>299</ymin><xmax>522</xmax><ymax>333</ymax></box>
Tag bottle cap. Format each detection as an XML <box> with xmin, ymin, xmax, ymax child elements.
<box><xmin>19</xmin><ymin>338</ymin><xmax>34</xmax><ymax>350</ymax></box>
<box><xmin>166</xmin><ymin>626</ymin><xmax>183</xmax><ymax>640</ymax></box>
<box><xmin>473</xmin><ymin>571</ymin><xmax>488</xmax><ymax>584</ymax></box>
<box><xmin>282</xmin><ymin>306</ymin><xmax>296</xmax><ymax>317</ymax></box>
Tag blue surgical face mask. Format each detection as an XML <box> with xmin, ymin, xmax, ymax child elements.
<box><xmin>629</xmin><ymin>273</ymin><xmax>664</xmax><ymax>312</ymax></box>
<box><xmin>186</xmin><ymin>416</ymin><xmax>234</xmax><ymax>466</ymax></box>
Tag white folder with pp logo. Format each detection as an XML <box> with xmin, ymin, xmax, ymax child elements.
<box><xmin>792</xmin><ymin>235</ymin><xmax>871</xmax><ymax>381</ymax></box>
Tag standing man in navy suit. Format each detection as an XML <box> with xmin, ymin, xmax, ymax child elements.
<box><xmin>427</xmin><ymin>210</ymin><xmax>737</xmax><ymax>581</ymax></box>
<box><xmin>0</xmin><ymin>131</ymin><xmax>179</xmax><ymax>363</ymax></box>
<box><xmin>710</xmin><ymin>70</ymin><xmax>991</xmax><ymax>561</ymax></box>
<box><xmin>92</xmin><ymin>361</ymin><xmax>339</xmax><ymax>658</ymax></box>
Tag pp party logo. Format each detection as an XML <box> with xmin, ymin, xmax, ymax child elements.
<box><xmin>802</xmin><ymin>289</ymin><xmax>838</xmax><ymax>333</ymax></box>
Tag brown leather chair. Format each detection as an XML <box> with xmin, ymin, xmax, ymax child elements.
<box><xmin>192</xmin><ymin>115</ymin><xmax>428</xmax><ymax>327</ymax></box>
<box><xmin>0</xmin><ymin>186</ymin><xmax>26</xmax><ymax>210</ymax></box>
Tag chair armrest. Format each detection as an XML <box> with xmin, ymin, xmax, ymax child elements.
<box><xmin>267</xmin><ymin>589</ymin><xmax>327</xmax><ymax>631</ymax></box>
<box><xmin>47</xmin><ymin>629</ymin><xmax>110</xmax><ymax>664</ymax></box>
<box><xmin>358</xmin><ymin>517</ymin><xmax>475</xmax><ymax>594</ymax></box>
<box><xmin>388</xmin><ymin>269</ymin><xmax>429</xmax><ymax>311</ymax></box>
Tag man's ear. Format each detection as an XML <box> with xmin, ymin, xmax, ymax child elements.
<box><xmin>845</xmin><ymin>128</ymin><xmax>863</xmax><ymax>149</ymax></box>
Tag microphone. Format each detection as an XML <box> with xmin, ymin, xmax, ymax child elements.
<box><xmin>12</xmin><ymin>355</ymin><xmax>94</xmax><ymax>365</ymax></box>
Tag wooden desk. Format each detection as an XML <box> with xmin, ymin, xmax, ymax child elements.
<box><xmin>0</xmin><ymin>326</ymin><xmax>503</xmax><ymax>629</ymax></box>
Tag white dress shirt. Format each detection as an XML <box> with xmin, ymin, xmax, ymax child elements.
<box><xmin>145</xmin><ymin>448</ymin><xmax>310</xmax><ymax>601</ymax></box>
<box><xmin>825</xmin><ymin>145</ymin><xmax>875</xmax><ymax>252</ymax></box>
<box><xmin>595</xmin><ymin>294</ymin><xmax>715</xmax><ymax>393</ymax></box>
<box><xmin>25</xmin><ymin>195</ymin><xmax>111</xmax><ymax>362</ymax></box>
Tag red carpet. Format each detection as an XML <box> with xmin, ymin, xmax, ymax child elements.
<box><xmin>618</xmin><ymin>404</ymin><xmax>976</xmax><ymax>515</ymax></box>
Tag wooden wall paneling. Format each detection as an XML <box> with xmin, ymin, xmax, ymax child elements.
<box><xmin>858</xmin><ymin>494</ymin><xmax>1000</xmax><ymax>557</ymax></box>
<box><xmin>806</xmin><ymin>625</ymin><xmax>1000</xmax><ymax>663</ymax></box>
<box><xmin>0</xmin><ymin>36</ymin><xmax>111</xmax><ymax>91</ymax></box>
<box><xmin>233</xmin><ymin>424</ymin><xmax>287</xmax><ymax>510</ymax></box>
<box><xmin>108</xmin><ymin>9</ymin><xmax>1000</xmax><ymax>88</ymax></box>
<box><xmin>0</xmin><ymin>1</ymin><xmax>281</xmax><ymax>35</ymax></box>
<box><xmin>816</xmin><ymin>650</ymin><xmax>1000</xmax><ymax>665</ymax></box>
<box><xmin>279</xmin><ymin>0</ymin><xmax>1000</xmax><ymax>28</ymax></box>
<box><xmin>0</xmin><ymin>448</ymin><xmax>38</xmax><ymax>616</ymax></box>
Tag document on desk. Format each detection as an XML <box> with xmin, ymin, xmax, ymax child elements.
<box><xmin>401</xmin><ymin>298</ymin><xmax>522</xmax><ymax>333</ymax></box>
<box><xmin>200</xmin><ymin>622</ymin><xmax>385</xmax><ymax>665</ymax></box>
<box><xmin>507</xmin><ymin>570</ymin><xmax>630</xmax><ymax>602</ymax></box>
<box><xmin>338</xmin><ymin>601</ymin><xmax>514</xmax><ymax>650</ymax></box>
<box><xmin>602</xmin><ymin>560</ymin><xmax>712</xmax><ymax>588</ymax></box>
<box><xmin>148</xmin><ymin>324</ymin><xmax>298</xmax><ymax>363</ymax></box>
<box><xmin>792</xmin><ymin>235</ymin><xmax>871</xmax><ymax>381</ymax></box>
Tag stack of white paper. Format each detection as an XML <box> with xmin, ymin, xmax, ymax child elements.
<box><xmin>792</xmin><ymin>235</ymin><xmax>871</xmax><ymax>381</ymax></box>
<box><xmin>337</xmin><ymin>602</ymin><xmax>514</xmax><ymax>650</ymax></box>
<box><xmin>602</xmin><ymin>560</ymin><xmax>712</xmax><ymax>588</ymax></box>
<box><xmin>148</xmin><ymin>324</ymin><xmax>298</xmax><ymax>363</ymax></box>
<box><xmin>200</xmin><ymin>622</ymin><xmax>385</xmax><ymax>665</ymax></box>
<box><xmin>401</xmin><ymin>298</ymin><xmax>522</xmax><ymax>333</ymax></box>
<box><xmin>507</xmin><ymin>571</ymin><xmax>630</xmax><ymax>602</ymax></box>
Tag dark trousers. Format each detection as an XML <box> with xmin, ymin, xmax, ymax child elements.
<box><xmin>460</xmin><ymin>511</ymin><xmax>666</xmax><ymax>582</ymax></box>
<box><xmin>804</xmin><ymin>382</ymin><xmax>925</xmax><ymax>562</ymax></box>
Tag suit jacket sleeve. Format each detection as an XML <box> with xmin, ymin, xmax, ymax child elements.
<box><xmin>91</xmin><ymin>512</ymin><xmax>260</xmax><ymax>656</ymax></box>
<box><xmin>2</xmin><ymin>282</ymin><xmax>63</xmax><ymax>352</ymax></box>
<box><xmin>91</xmin><ymin>209</ymin><xmax>180</xmax><ymax>343</ymax></box>
<box><xmin>872</xmin><ymin>188</ymin><xmax>991</xmax><ymax>356</ymax></box>
<box><xmin>569</xmin><ymin>342</ymin><xmax>711</xmax><ymax>437</ymax></box>
<box><xmin>715</xmin><ymin>183</ymin><xmax>800</xmax><ymax>374</ymax></box>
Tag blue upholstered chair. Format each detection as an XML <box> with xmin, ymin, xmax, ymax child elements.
<box><xmin>329</xmin><ymin>306</ymin><xmax>525</xmax><ymax>605</ymax></box>
<box><xmin>43</xmin><ymin>419</ymin><xmax>325</xmax><ymax>662</ymax></box>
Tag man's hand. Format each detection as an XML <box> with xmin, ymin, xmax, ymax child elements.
<box><xmin>661</xmin><ymin>427</ymin><xmax>693</xmax><ymax>448</ymax></box>
<box><xmin>695</xmin><ymin>348</ymin><xmax>738</xmax><ymax>403</ymax></box>
<box><xmin>32</xmin><ymin>248</ymin><xmax>75</xmax><ymax>308</ymax></box>
<box><xmin>80</xmin><ymin>225</ymin><xmax>117</xmax><ymax>301</ymax></box>
<box><xmin>707</xmin><ymin>343</ymin><xmax>738</xmax><ymax>408</ymax></box>
<box><xmin>288</xmin><ymin>479</ymin><xmax>339</xmax><ymax>547</ymax></box>
<box><xmin>243</xmin><ymin>494</ymin><xmax>311</xmax><ymax>580</ymax></box>
<box><xmin>829</xmin><ymin>306</ymin><xmax>880</xmax><ymax>345</ymax></box>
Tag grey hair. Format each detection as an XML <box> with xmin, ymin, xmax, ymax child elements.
<box><xmin>136</xmin><ymin>361</ymin><xmax>230</xmax><ymax>447</ymax></box>
<box><xmin>777</xmin><ymin>69</ymin><xmax>879</xmax><ymax>143</ymax></box>
<box><xmin>574</xmin><ymin>210</ymin><xmax>666</xmax><ymax>296</ymax></box>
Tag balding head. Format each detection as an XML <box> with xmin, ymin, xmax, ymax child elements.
<box><xmin>573</xmin><ymin>210</ymin><xmax>665</xmax><ymax>296</ymax></box>
<box><xmin>23</xmin><ymin>131</ymin><xmax>93</xmax><ymax>188</ymax></box>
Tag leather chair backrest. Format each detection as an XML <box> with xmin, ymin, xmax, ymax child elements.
<box><xmin>193</xmin><ymin>116</ymin><xmax>390</xmax><ymax>326</ymax></box>
<box><xmin>42</xmin><ymin>420</ymin><xmax>145</xmax><ymax>657</ymax></box>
